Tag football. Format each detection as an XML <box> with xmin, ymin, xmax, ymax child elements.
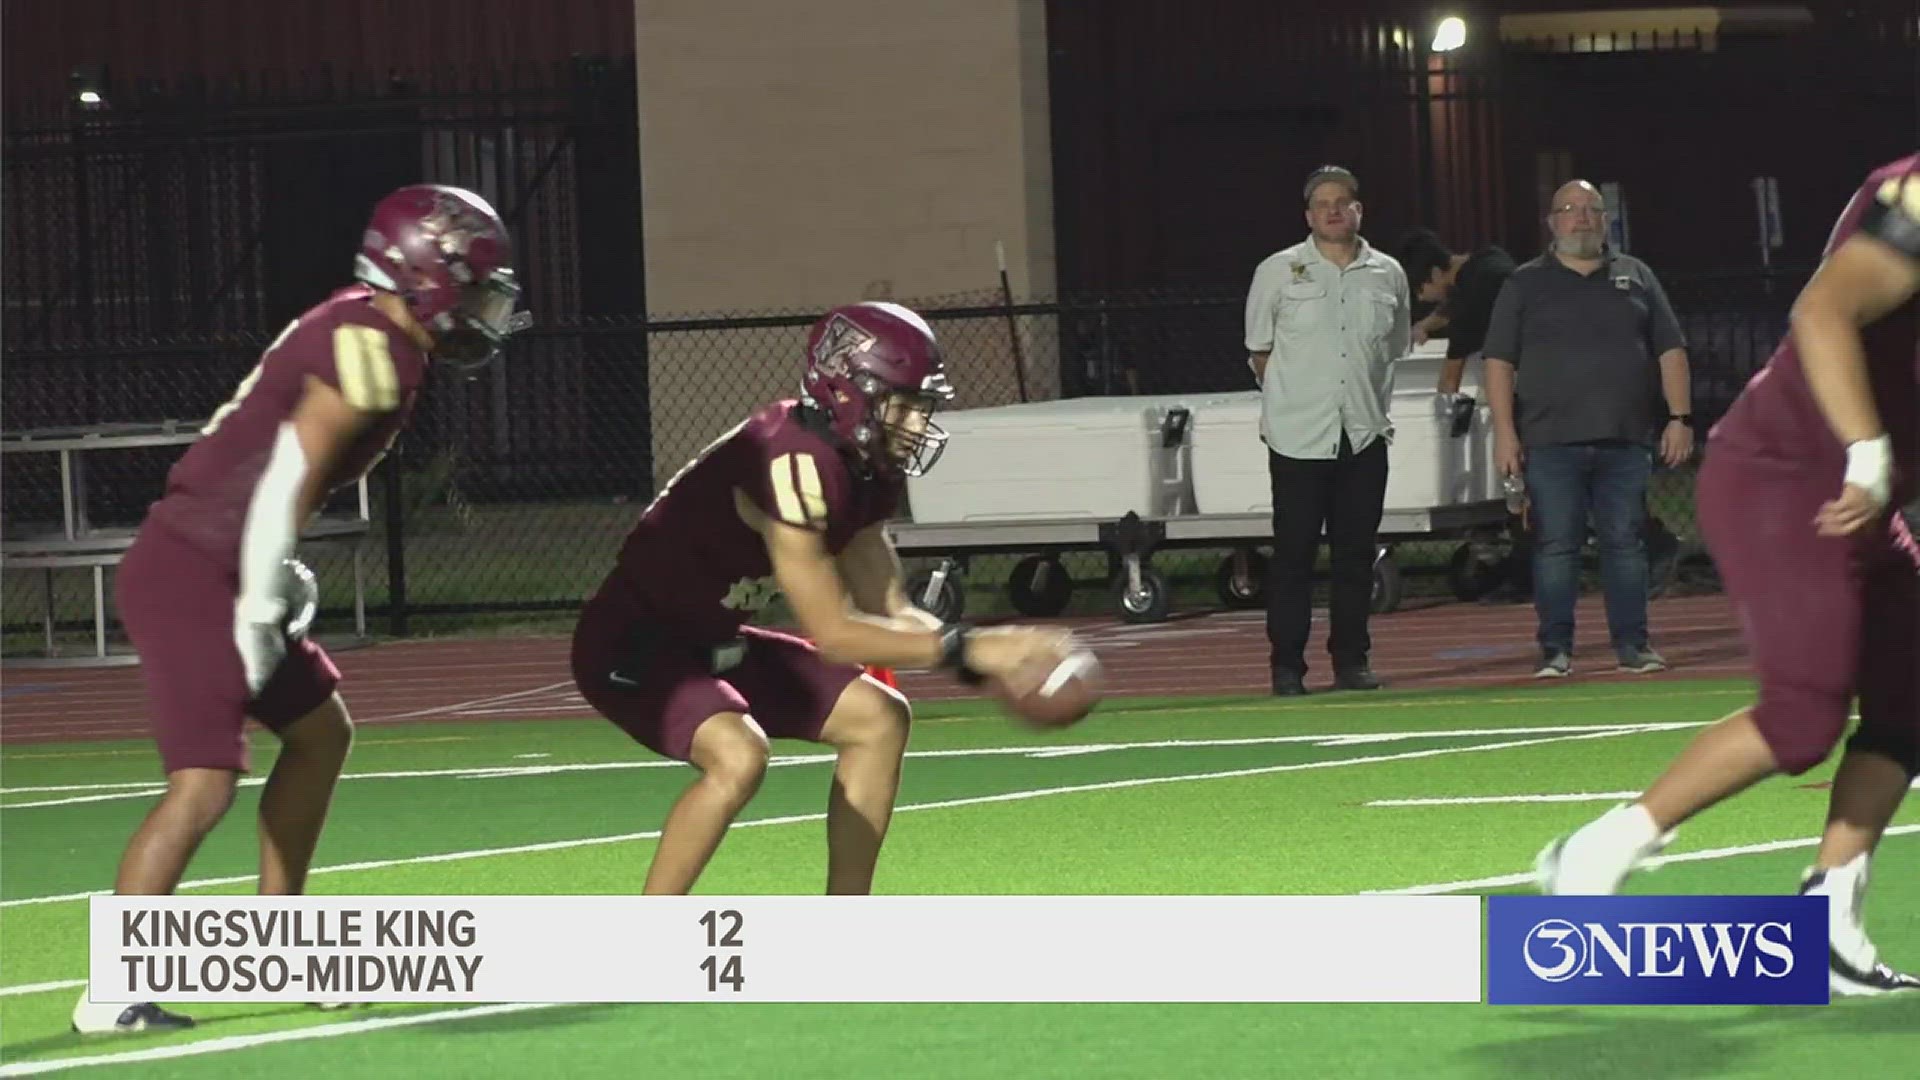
<box><xmin>993</xmin><ymin>641</ymin><xmax>1104</xmax><ymax>729</ymax></box>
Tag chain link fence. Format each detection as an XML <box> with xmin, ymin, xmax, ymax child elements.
<box><xmin>4</xmin><ymin>269</ymin><xmax>1803</xmax><ymax>656</ymax></box>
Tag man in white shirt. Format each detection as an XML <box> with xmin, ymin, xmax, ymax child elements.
<box><xmin>1243</xmin><ymin>165</ymin><xmax>1411</xmax><ymax>695</ymax></box>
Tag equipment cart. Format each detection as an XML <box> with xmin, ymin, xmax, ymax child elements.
<box><xmin>887</xmin><ymin>343</ymin><xmax>1517</xmax><ymax>623</ymax></box>
<box><xmin>887</xmin><ymin>501</ymin><xmax>1510</xmax><ymax>625</ymax></box>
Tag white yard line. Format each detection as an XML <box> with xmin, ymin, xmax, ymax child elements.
<box><xmin>3</xmin><ymin>790</ymin><xmax>172</xmax><ymax>810</ymax></box>
<box><xmin>0</xmin><ymin>721</ymin><xmax>1707</xmax><ymax>810</ymax></box>
<box><xmin>1366</xmin><ymin>776</ymin><xmax>1920</xmax><ymax>809</ymax></box>
<box><xmin>1367</xmin><ymin>791</ymin><xmax>1640</xmax><ymax>807</ymax></box>
<box><xmin>0</xmin><ymin>978</ymin><xmax>86</xmax><ymax>997</ymax></box>
<box><xmin>356</xmin><ymin>682</ymin><xmax>577</xmax><ymax>724</ymax></box>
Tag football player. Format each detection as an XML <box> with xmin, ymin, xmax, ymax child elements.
<box><xmin>1536</xmin><ymin>154</ymin><xmax>1920</xmax><ymax>995</ymax></box>
<box><xmin>73</xmin><ymin>184</ymin><xmax>528</xmax><ymax>1034</ymax></box>
<box><xmin>570</xmin><ymin>301</ymin><xmax>1069</xmax><ymax>896</ymax></box>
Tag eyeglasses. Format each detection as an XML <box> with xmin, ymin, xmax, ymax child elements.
<box><xmin>1551</xmin><ymin>204</ymin><xmax>1608</xmax><ymax>219</ymax></box>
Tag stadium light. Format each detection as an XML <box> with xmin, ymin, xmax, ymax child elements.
<box><xmin>1431</xmin><ymin>16</ymin><xmax>1467</xmax><ymax>52</ymax></box>
<box><xmin>70</xmin><ymin>62</ymin><xmax>108</xmax><ymax>108</ymax></box>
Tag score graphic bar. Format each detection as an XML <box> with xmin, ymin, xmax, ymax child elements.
<box><xmin>89</xmin><ymin>895</ymin><xmax>1482</xmax><ymax>1004</ymax></box>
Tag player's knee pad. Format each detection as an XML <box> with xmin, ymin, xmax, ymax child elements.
<box><xmin>1752</xmin><ymin>684</ymin><xmax>1853</xmax><ymax>776</ymax></box>
<box><xmin>1844</xmin><ymin>724</ymin><xmax>1920</xmax><ymax>780</ymax></box>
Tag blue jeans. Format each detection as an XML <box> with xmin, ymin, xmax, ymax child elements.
<box><xmin>1524</xmin><ymin>441</ymin><xmax>1652</xmax><ymax>660</ymax></box>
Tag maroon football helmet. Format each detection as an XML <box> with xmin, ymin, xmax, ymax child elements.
<box><xmin>802</xmin><ymin>301</ymin><xmax>954</xmax><ymax>476</ymax></box>
<box><xmin>354</xmin><ymin>184</ymin><xmax>529</xmax><ymax>372</ymax></box>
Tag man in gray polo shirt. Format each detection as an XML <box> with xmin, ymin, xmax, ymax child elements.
<box><xmin>1244</xmin><ymin>165</ymin><xmax>1411</xmax><ymax>695</ymax></box>
<box><xmin>1484</xmin><ymin>179</ymin><xmax>1696</xmax><ymax>679</ymax></box>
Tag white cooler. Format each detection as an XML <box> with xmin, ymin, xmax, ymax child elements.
<box><xmin>905</xmin><ymin>395</ymin><xmax>1196</xmax><ymax>523</ymax></box>
<box><xmin>1384</xmin><ymin>351</ymin><xmax>1502</xmax><ymax>508</ymax></box>
<box><xmin>1189</xmin><ymin>340</ymin><xmax>1500</xmax><ymax>515</ymax></box>
<box><xmin>1186</xmin><ymin>390</ymin><xmax>1271</xmax><ymax>514</ymax></box>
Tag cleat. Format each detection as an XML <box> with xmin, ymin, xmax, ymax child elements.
<box><xmin>71</xmin><ymin>998</ymin><xmax>195</xmax><ymax>1035</ymax></box>
<box><xmin>1535</xmin><ymin>802</ymin><xmax>1675</xmax><ymax>895</ymax></box>
<box><xmin>1533</xmin><ymin>652</ymin><xmax>1572</xmax><ymax>679</ymax></box>
<box><xmin>1825</xmin><ymin>951</ymin><xmax>1920</xmax><ymax>997</ymax></box>
<box><xmin>1800</xmin><ymin>857</ymin><xmax>1920</xmax><ymax>997</ymax></box>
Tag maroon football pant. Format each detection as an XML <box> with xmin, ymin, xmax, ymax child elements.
<box><xmin>116</xmin><ymin>522</ymin><xmax>340</xmax><ymax>775</ymax></box>
<box><xmin>1696</xmin><ymin>450</ymin><xmax>1918</xmax><ymax>775</ymax></box>
<box><xmin>570</xmin><ymin>594</ymin><xmax>865</xmax><ymax>763</ymax></box>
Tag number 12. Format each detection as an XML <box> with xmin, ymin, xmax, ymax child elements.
<box><xmin>699</xmin><ymin>909</ymin><xmax>744</xmax><ymax>948</ymax></box>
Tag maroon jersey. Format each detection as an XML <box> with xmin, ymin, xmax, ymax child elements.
<box><xmin>1710</xmin><ymin>155</ymin><xmax>1920</xmax><ymax>503</ymax></box>
<box><xmin>145</xmin><ymin>285</ymin><xmax>429</xmax><ymax>564</ymax></box>
<box><xmin>593</xmin><ymin>400</ymin><xmax>902</xmax><ymax>643</ymax></box>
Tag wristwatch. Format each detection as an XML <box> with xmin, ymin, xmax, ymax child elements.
<box><xmin>1668</xmin><ymin>413</ymin><xmax>1692</xmax><ymax>425</ymax></box>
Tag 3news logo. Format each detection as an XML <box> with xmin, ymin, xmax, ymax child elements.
<box><xmin>1486</xmin><ymin>895</ymin><xmax>1830</xmax><ymax>1005</ymax></box>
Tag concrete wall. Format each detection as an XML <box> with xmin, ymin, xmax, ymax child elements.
<box><xmin>634</xmin><ymin>0</ymin><xmax>1056</xmax><ymax>488</ymax></box>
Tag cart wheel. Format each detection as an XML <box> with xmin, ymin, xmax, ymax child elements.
<box><xmin>906</xmin><ymin>567</ymin><xmax>965</xmax><ymax>623</ymax></box>
<box><xmin>1447</xmin><ymin>541</ymin><xmax>1508</xmax><ymax>602</ymax></box>
<box><xmin>1008</xmin><ymin>555</ymin><xmax>1074</xmax><ymax>617</ymax></box>
<box><xmin>1213</xmin><ymin>549</ymin><xmax>1268</xmax><ymax>609</ymax></box>
<box><xmin>1115</xmin><ymin>567</ymin><xmax>1171</xmax><ymax>624</ymax></box>
<box><xmin>1372</xmin><ymin>553</ymin><xmax>1404</xmax><ymax>614</ymax></box>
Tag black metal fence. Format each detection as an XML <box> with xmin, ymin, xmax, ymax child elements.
<box><xmin>0</xmin><ymin>41</ymin><xmax>1829</xmax><ymax>654</ymax></box>
<box><xmin>4</xmin><ymin>267</ymin><xmax>1803</xmax><ymax>652</ymax></box>
<box><xmin>3</xmin><ymin>56</ymin><xmax>642</xmax><ymax>348</ymax></box>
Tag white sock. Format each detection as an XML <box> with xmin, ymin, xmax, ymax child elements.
<box><xmin>1597</xmin><ymin>802</ymin><xmax>1661</xmax><ymax>850</ymax></box>
<box><xmin>1810</xmin><ymin>852</ymin><xmax>1878</xmax><ymax>968</ymax></box>
<box><xmin>1811</xmin><ymin>851</ymin><xmax>1871</xmax><ymax>918</ymax></box>
<box><xmin>1814</xmin><ymin>850</ymin><xmax>1870</xmax><ymax>881</ymax></box>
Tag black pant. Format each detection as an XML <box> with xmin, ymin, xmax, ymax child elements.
<box><xmin>1266</xmin><ymin>432</ymin><xmax>1389</xmax><ymax>675</ymax></box>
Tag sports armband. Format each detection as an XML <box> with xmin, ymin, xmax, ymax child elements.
<box><xmin>1844</xmin><ymin>435</ymin><xmax>1894</xmax><ymax>507</ymax></box>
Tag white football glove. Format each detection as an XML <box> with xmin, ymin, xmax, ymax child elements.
<box><xmin>281</xmin><ymin>557</ymin><xmax>319</xmax><ymax>640</ymax></box>
<box><xmin>233</xmin><ymin>594</ymin><xmax>287</xmax><ymax>698</ymax></box>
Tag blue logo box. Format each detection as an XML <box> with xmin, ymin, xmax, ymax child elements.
<box><xmin>1486</xmin><ymin>894</ymin><xmax>1830</xmax><ymax>1005</ymax></box>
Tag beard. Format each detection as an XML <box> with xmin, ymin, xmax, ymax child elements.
<box><xmin>1556</xmin><ymin>232</ymin><xmax>1604</xmax><ymax>258</ymax></box>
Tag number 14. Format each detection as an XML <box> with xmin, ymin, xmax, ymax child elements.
<box><xmin>700</xmin><ymin>954</ymin><xmax>744</xmax><ymax>992</ymax></box>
